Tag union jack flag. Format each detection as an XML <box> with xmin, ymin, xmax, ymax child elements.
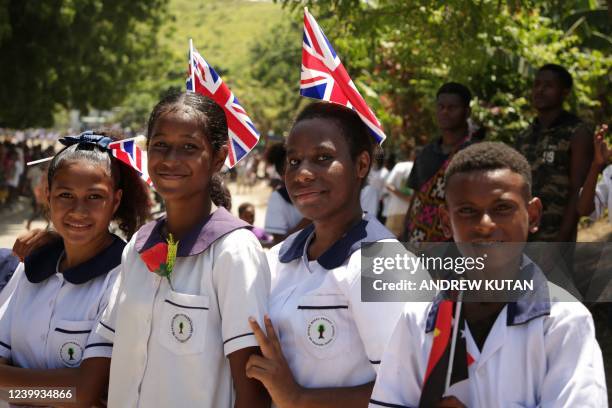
<box><xmin>301</xmin><ymin>8</ymin><xmax>386</xmax><ymax>144</ymax></box>
<box><xmin>108</xmin><ymin>139</ymin><xmax>153</xmax><ymax>186</ymax></box>
<box><xmin>187</xmin><ymin>42</ymin><xmax>260</xmax><ymax>167</ymax></box>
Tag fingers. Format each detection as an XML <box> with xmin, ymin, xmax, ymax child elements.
<box><xmin>245</xmin><ymin>365</ymin><xmax>270</xmax><ymax>383</ymax></box>
<box><xmin>263</xmin><ymin>315</ymin><xmax>283</xmax><ymax>355</ymax></box>
<box><xmin>248</xmin><ymin>316</ymin><xmax>275</xmax><ymax>358</ymax></box>
<box><xmin>246</xmin><ymin>354</ymin><xmax>275</xmax><ymax>373</ymax></box>
<box><xmin>12</xmin><ymin>229</ymin><xmax>41</xmax><ymax>260</ymax></box>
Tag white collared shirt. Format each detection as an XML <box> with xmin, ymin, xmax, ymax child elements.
<box><xmin>0</xmin><ymin>259</ymin><xmax>118</xmax><ymax>370</ymax></box>
<box><xmin>264</xmin><ymin>189</ymin><xmax>303</xmax><ymax>235</ymax></box>
<box><xmin>96</xmin><ymin>227</ymin><xmax>270</xmax><ymax>408</ymax></box>
<box><xmin>267</xmin><ymin>218</ymin><xmax>406</xmax><ymax>390</ymax></box>
<box><xmin>369</xmin><ymin>288</ymin><xmax>607</xmax><ymax>407</ymax></box>
<box><xmin>591</xmin><ymin>165</ymin><xmax>612</xmax><ymax>223</ymax></box>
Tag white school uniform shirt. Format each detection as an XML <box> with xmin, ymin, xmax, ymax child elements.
<box><xmin>591</xmin><ymin>164</ymin><xmax>612</xmax><ymax>223</ymax></box>
<box><xmin>360</xmin><ymin>184</ymin><xmax>379</xmax><ymax>216</ymax></box>
<box><xmin>267</xmin><ymin>213</ymin><xmax>406</xmax><ymax>391</ymax></box>
<box><xmin>369</xmin><ymin>257</ymin><xmax>607</xmax><ymax>408</ymax></box>
<box><xmin>96</xmin><ymin>208</ymin><xmax>270</xmax><ymax>408</ymax></box>
<box><xmin>264</xmin><ymin>187</ymin><xmax>304</xmax><ymax>235</ymax></box>
<box><xmin>383</xmin><ymin>161</ymin><xmax>413</xmax><ymax>217</ymax></box>
<box><xmin>0</xmin><ymin>235</ymin><xmax>123</xmax><ymax>369</ymax></box>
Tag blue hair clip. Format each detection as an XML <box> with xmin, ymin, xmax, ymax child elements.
<box><xmin>59</xmin><ymin>131</ymin><xmax>114</xmax><ymax>150</ymax></box>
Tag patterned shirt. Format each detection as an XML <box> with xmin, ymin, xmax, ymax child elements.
<box><xmin>515</xmin><ymin>111</ymin><xmax>592</xmax><ymax>242</ymax></box>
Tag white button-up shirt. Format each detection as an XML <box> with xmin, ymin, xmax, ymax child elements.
<box><xmin>369</xmin><ymin>261</ymin><xmax>607</xmax><ymax>408</ymax></box>
<box><xmin>267</xmin><ymin>214</ymin><xmax>406</xmax><ymax>390</ymax></box>
<box><xmin>0</xmin><ymin>236</ymin><xmax>123</xmax><ymax>369</ymax></box>
<box><xmin>264</xmin><ymin>188</ymin><xmax>304</xmax><ymax>235</ymax></box>
<box><xmin>96</xmin><ymin>208</ymin><xmax>270</xmax><ymax>408</ymax></box>
<box><xmin>591</xmin><ymin>164</ymin><xmax>612</xmax><ymax>223</ymax></box>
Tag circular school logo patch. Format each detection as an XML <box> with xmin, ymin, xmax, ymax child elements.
<box><xmin>171</xmin><ymin>313</ymin><xmax>193</xmax><ymax>343</ymax></box>
<box><xmin>59</xmin><ymin>342</ymin><xmax>83</xmax><ymax>367</ymax></box>
<box><xmin>307</xmin><ymin>316</ymin><xmax>336</xmax><ymax>347</ymax></box>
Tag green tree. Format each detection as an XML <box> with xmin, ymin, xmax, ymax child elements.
<box><xmin>272</xmin><ymin>0</ymin><xmax>611</xmax><ymax>150</ymax></box>
<box><xmin>0</xmin><ymin>0</ymin><xmax>169</xmax><ymax>129</ymax></box>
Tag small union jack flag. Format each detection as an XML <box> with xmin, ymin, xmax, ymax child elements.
<box><xmin>301</xmin><ymin>8</ymin><xmax>386</xmax><ymax>144</ymax></box>
<box><xmin>187</xmin><ymin>41</ymin><xmax>260</xmax><ymax>167</ymax></box>
<box><xmin>108</xmin><ymin>139</ymin><xmax>153</xmax><ymax>186</ymax></box>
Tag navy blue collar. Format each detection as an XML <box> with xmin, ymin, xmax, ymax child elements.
<box><xmin>135</xmin><ymin>207</ymin><xmax>249</xmax><ymax>257</ymax></box>
<box><xmin>278</xmin><ymin>213</ymin><xmax>395</xmax><ymax>269</ymax></box>
<box><xmin>425</xmin><ymin>255</ymin><xmax>551</xmax><ymax>332</ymax></box>
<box><xmin>24</xmin><ymin>235</ymin><xmax>125</xmax><ymax>285</ymax></box>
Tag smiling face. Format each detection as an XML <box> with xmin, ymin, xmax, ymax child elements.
<box><xmin>440</xmin><ymin>168</ymin><xmax>542</xmax><ymax>270</ymax></box>
<box><xmin>285</xmin><ymin>117</ymin><xmax>369</xmax><ymax>222</ymax></box>
<box><xmin>49</xmin><ymin>161</ymin><xmax>122</xmax><ymax>247</ymax></box>
<box><xmin>147</xmin><ymin>107</ymin><xmax>225</xmax><ymax>203</ymax></box>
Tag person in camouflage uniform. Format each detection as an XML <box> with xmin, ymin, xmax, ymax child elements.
<box><xmin>515</xmin><ymin>64</ymin><xmax>593</xmax><ymax>243</ymax></box>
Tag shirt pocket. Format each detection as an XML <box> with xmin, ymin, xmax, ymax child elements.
<box><xmin>294</xmin><ymin>294</ymin><xmax>356</xmax><ymax>360</ymax></box>
<box><xmin>50</xmin><ymin>319</ymin><xmax>94</xmax><ymax>368</ymax></box>
<box><xmin>158</xmin><ymin>290</ymin><xmax>210</xmax><ymax>356</ymax></box>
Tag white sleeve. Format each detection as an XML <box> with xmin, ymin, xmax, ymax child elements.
<box><xmin>540</xmin><ymin>306</ymin><xmax>607</xmax><ymax>407</ymax></box>
<box><xmin>369</xmin><ymin>307</ymin><xmax>426</xmax><ymax>408</ymax></box>
<box><xmin>264</xmin><ymin>191</ymin><xmax>291</xmax><ymax>235</ymax></box>
<box><xmin>94</xmin><ymin>247</ymin><xmax>130</xmax><ymax>343</ymax></box>
<box><xmin>214</xmin><ymin>229</ymin><xmax>270</xmax><ymax>356</ymax></box>
<box><xmin>341</xmin><ymin>254</ymin><xmax>405</xmax><ymax>370</ymax></box>
<box><xmin>0</xmin><ymin>265</ymin><xmax>23</xmax><ymax>361</ymax></box>
<box><xmin>83</xmin><ymin>266</ymin><xmax>121</xmax><ymax>360</ymax></box>
<box><xmin>0</xmin><ymin>263</ymin><xmax>22</xmax><ymax>310</ymax></box>
<box><xmin>590</xmin><ymin>169</ymin><xmax>610</xmax><ymax>220</ymax></box>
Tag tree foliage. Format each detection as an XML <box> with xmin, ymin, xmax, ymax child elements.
<box><xmin>0</xmin><ymin>0</ymin><xmax>169</xmax><ymax>129</ymax></box>
<box><xmin>264</xmin><ymin>0</ymin><xmax>611</xmax><ymax>153</ymax></box>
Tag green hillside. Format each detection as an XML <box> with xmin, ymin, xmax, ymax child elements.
<box><xmin>161</xmin><ymin>0</ymin><xmax>288</xmax><ymax>84</ymax></box>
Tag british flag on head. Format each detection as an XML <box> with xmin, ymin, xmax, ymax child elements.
<box><xmin>108</xmin><ymin>138</ymin><xmax>153</xmax><ymax>186</ymax></box>
<box><xmin>186</xmin><ymin>41</ymin><xmax>260</xmax><ymax>168</ymax></box>
<box><xmin>301</xmin><ymin>8</ymin><xmax>386</xmax><ymax>144</ymax></box>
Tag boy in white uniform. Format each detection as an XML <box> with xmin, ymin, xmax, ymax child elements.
<box><xmin>370</xmin><ymin>142</ymin><xmax>607</xmax><ymax>407</ymax></box>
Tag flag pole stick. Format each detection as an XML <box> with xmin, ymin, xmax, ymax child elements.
<box><xmin>189</xmin><ymin>38</ymin><xmax>196</xmax><ymax>92</ymax></box>
<box><xmin>444</xmin><ymin>289</ymin><xmax>464</xmax><ymax>393</ymax></box>
<box><xmin>26</xmin><ymin>157</ymin><xmax>54</xmax><ymax>166</ymax></box>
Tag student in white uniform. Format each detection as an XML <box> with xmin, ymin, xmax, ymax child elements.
<box><xmin>245</xmin><ymin>102</ymin><xmax>407</xmax><ymax>407</ymax></box>
<box><xmin>95</xmin><ymin>92</ymin><xmax>270</xmax><ymax>408</ymax></box>
<box><xmin>370</xmin><ymin>142</ymin><xmax>607</xmax><ymax>408</ymax></box>
<box><xmin>0</xmin><ymin>131</ymin><xmax>150</xmax><ymax>406</ymax></box>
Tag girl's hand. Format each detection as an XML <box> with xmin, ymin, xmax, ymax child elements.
<box><xmin>12</xmin><ymin>229</ymin><xmax>60</xmax><ymax>261</ymax></box>
<box><xmin>593</xmin><ymin>124</ymin><xmax>610</xmax><ymax>168</ymax></box>
<box><xmin>246</xmin><ymin>315</ymin><xmax>302</xmax><ymax>408</ymax></box>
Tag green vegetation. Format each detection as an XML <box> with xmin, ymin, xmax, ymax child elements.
<box><xmin>0</xmin><ymin>0</ymin><xmax>168</xmax><ymax>129</ymax></box>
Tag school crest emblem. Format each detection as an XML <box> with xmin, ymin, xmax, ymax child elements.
<box><xmin>171</xmin><ymin>313</ymin><xmax>193</xmax><ymax>343</ymax></box>
<box><xmin>307</xmin><ymin>316</ymin><xmax>336</xmax><ymax>347</ymax></box>
<box><xmin>60</xmin><ymin>341</ymin><xmax>83</xmax><ymax>367</ymax></box>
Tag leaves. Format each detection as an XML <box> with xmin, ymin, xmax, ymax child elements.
<box><xmin>0</xmin><ymin>0</ymin><xmax>169</xmax><ymax>128</ymax></box>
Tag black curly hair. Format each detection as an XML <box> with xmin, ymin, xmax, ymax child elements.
<box><xmin>444</xmin><ymin>141</ymin><xmax>532</xmax><ymax>198</ymax></box>
<box><xmin>47</xmin><ymin>128</ymin><xmax>151</xmax><ymax>239</ymax></box>
<box><xmin>146</xmin><ymin>91</ymin><xmax>231</xmax><ymax>210</ymax></box>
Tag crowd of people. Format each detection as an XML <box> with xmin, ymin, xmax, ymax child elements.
<box><xmin>0</xmin><ymin>62</ymin><xmax>608</xmax><ymax>408</ymax></box>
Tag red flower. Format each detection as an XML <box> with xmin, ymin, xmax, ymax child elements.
<box><xmin>140</xmin><ymin>242</ymin><xmax>169</xmax><ymax>273</ymax></box>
